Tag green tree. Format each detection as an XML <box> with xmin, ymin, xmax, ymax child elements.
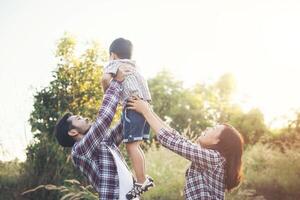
<box><xmin>148</xmin><ymin>70</ymin><xmax>214</xmax><ymax>138</ymax></box>
<box><xmin>228</xmin><ymin>108</ymin><xmax>267</xmax><ymax>145</ymax></box>
<box><xmin>148</xmin><ymin>71</ymin><xmax>267</xmax><ymax>144</ymax></box>
<box><xmin>22</xmin><ymin>34</ymin><xmax>110</xmax><ymax>199</ymax></box>
<box><xmin>203</xmin><ymin>73</ymin><xmax>266</xmax><ymax>144</ymax></box>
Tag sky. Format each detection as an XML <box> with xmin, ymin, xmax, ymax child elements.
<box><xmin>0</xmin><ymin>0</ymin><xmax>300</xmax><ymax>161</ymax></box>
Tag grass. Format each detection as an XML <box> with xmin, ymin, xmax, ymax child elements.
<box><xmin>240</xmin><ymin>144</ymin><xmax>300</xmax><ymax>200</ymax></box>
<box><xmin>143</xmin><ymin>147</ymin><xmax>189</xmax><ymax>200</ymax></box>
<box><xmin>143</xmin><ymin>144</ymin><xmax>300</xmax><ymax>200</ymax></box>
<box><xmin>1</xmin><ymin>143</ymin><xmax>300</xmax><ymax>200</ymax></box>
<box><xmin>0</xmin><ymin>159</ymin><xmax>22</xmax><ymax>200</ymax></box>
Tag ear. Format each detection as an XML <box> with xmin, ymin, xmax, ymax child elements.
<box><xmin>213</xmin><ymin>137</ymin><xmax>220</xmax><ymax>145</ymax></box>
<box><xmin>68</xmin><ymin>129</ymin><xmax>79</xmax><ymax>137</ymax></box>
<box><xmin>110</xmin><ymin>52</ymin><xmax>119</xmax><ymax>60</ymax></box>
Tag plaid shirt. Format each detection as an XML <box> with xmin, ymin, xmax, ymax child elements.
<box><xmin>71</xmin><ymin>81</ymin><xmax>131</xmax><ymax>200</ymax></box>
<box><xmin>157</xmin><ymin>128</ymin><xmax>226</xmax><ymax>200</ymax></box>
<box><xmin>104</xmin><ymin>59</ymin><xmax>151</xmax><ymax>104</ymax></box>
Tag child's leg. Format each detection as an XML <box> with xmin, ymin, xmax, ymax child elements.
<box><xmin>138</xmin><ymin>145</ymin><xmax>146</xmax><ymax>173</ymax></box>
<box><xmin>126</xmin><ymin>141</ymin><xmax>146</xmax><ymax>184</ymax></box>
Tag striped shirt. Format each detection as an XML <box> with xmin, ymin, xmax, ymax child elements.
<box><xmin>104</xmin><ymin>59</ymin><xmax>151</xmax><ymax>104</ymax></box>
<box><xmin>71</xmin><ymin>81</ymin><xmax>134</xmax><ymax>199</ymax></box>
<box><xmin>157</xmin><ymin>128</ymin><xmax>226</xmax><ymax>200</ymax></box>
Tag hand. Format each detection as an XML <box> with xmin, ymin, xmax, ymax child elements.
<box><xmin>114</xmin><ymin>64</ymin><xmax>134</xmax><ymax>82</ymax></box>
<box><xmin>127</xmin><ymin>96</ymin><xmax>151</xmax><ymax>116</ymax></box>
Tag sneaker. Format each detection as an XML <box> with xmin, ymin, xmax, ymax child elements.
<box><xmin>141</xmin><ymin>175</ymin><xmax>155</xmax><ymax>192</ymax></box>
<box><xmin>126</xmin><ymin>176</ymin><xmax>155</xmax><ymax>200</ymax></box>
<box><xmin>126</xmin><ymin>182</ymin><xmax>143</xmax><ymax>200</ymax></box>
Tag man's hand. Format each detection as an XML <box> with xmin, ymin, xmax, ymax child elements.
<box><xmin>114</xmin><ymin>64</ymin><xmax>134</xmax><ymax>82</ymax></box>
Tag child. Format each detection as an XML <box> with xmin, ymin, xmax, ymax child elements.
<box><xmin>102</xmin><ymin>38</ymin><xmax>154</xmax><ymax>199</ymax></box>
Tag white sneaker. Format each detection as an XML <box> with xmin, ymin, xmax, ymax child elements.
<box><xmin>126</xmin><ymin>176</ymin><xmax>155</xmax><ymax>200</ymax></box>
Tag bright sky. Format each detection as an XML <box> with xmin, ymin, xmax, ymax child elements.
<box><xmin>0</xmin><ymin>0</ymin><xmax>300</xmax><ymax>161</ymax></box>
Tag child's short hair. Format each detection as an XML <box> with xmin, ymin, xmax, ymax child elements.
<box><xmin>109</xmin><ymin>38</ymin><xmax>133</xmax><ymax>59</ymax></box>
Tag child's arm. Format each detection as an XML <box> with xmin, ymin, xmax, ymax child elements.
<box><xmin>101</xmin><ymin>73</ymin><xmax>113</xmax><ymax>92</ymax></box>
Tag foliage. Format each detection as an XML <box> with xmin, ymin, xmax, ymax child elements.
<box><xmin>261</xmin><ymin>111</ymin><xmax>300</xmax><ymax>151</ymax></box>
<box><xmin>0</xmin><ymin>34</ymin><xmax>283</xmax><ymax>199</ymax></box>
<box><xmin>0</xmin><ymin>159</ymin><xmax>22</xmax><ymax>200</ymax></box>
<box><xmin>146</xmin><ymin>142</ymin><xmax>300</xmax><ymax>200</ymax></box>
<box><xmin>237</xmin><ymin>144</ymin><xmax>300</xmax><ymax>200</ymax></box>
<box><xmin>143</xmin><ymin>147</ymin><xmax>188</xmax><ymax>200</ymax></box>
<box><xmin>227</xmin><ymin>108</ymin><xmax>268</xmax><ymax>145</ymax></box>
<box><xmin>21</xmin><ymin>33</ymin><xmax>111</xmax><ymax>199</ymax></box>
<box><xmin>148</xmin><ymin>71</ymin><xmax>268</xmax><ymax>144</ymax></box>
<box><xmin>22</xmin><ymin>179</ymin><xmax>98</xmax><ymax>200</ymax></box>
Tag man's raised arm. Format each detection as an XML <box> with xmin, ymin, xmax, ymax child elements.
<box><xmin>74</xmin><ymin>66</ymin><xmax>133</xmax><ymax>155</ymax></box>
<box><xmin>74</xmin><ymin>81</ymin><xmax>122</xmax><ymax>155</ymax></box>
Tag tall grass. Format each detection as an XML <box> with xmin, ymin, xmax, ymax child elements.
<box><xmin>240</xmin><ymin>144</ymin><xmax>300</xmax><ymax>200</ymax></box>
<box><xmin>143</xmin><ymin>144</ymin><xmax>300</xmax><ymax>200</ymax></box>
<box><xmin>0</xmin><ymin>159</ymin><xmax>22</xmax><ymax>199</ymax></box>
<box><xmin>143</xmin><ymin>147</ymin><xmax>189</xmax><ymax>200</ymax></box>
<box><xmin>2</xmin><ymin>143</ymin><xmax>299</xmax><ymax>200</ymax></box>
<box><xmin>22</xmin><ymin>179</ymin><xmax>98</xmax><ymax>200</ymax></box>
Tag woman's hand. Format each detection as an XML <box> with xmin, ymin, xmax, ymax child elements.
<box><xmin>127</xmin><ymin>96</ymin><xmax>151</xmax><ymax>116</ymax></box>
<box><xmin>127</xmin><ymin>96</ymin><xmax>173</xmax><ymax>134</ymax></box>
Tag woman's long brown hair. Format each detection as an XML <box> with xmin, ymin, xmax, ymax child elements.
<box><xmin>209</xmin><ymin>124</ymin><xmax>244</xmax><ymax>191</ymax></box>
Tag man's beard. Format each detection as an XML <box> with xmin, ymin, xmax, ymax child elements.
<box><xmin>82</xmin><ymin>123</ymin><xmax>92</xmax><ymax>135</ymax></box>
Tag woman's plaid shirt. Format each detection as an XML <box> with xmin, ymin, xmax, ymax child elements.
<box><xmin>157</xmin><ymin>128</ymin><xmax>226</xmax><ymax>200</ymax></box>
<box><xmin>71</xmin><ymin>81</ymin><xmax>130</xmax><ymax>200</ymax></box>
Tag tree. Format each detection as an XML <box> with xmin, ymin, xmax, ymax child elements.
<box><xmin>148</xmin><ymin>70</ymin><xmax>214</xmax><ymax>139</ymax></box>
<box><xmin>228</xmin><ymin>108</ymin><xmax>267</xmax><ymax>145</ymax></box>
<box><xmin>22</xmin><ymin>34</ymin><xmax>111</xmax><ymax>199</ymax></box>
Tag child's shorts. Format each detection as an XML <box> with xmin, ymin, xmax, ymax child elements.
<box><xmin>121</xmin><ymin>108</ymin><xmax>150</xmax><ymax>143</ymax></box>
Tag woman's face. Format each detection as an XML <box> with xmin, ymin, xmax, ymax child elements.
<box><xmin>196</xmin><ymin>124</ymin><xmax>226</xmax><ymax>147</ymax></box>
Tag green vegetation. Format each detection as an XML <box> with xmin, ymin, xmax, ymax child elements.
<box><xmin>0</xmin><ymin>34</ymin><xmax>299</xmax><ymax>200</ymax></box>
<box><xmin>0</xmin><ymin>159</ymin><xmax>22</xmax><ymax>199</ymax></box>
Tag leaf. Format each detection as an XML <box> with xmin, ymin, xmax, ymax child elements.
<box><xmin>60</xmin><ymin>192</ymin><xmax>76</xmax><ymax>200</ymax></box>
<box><xmin>22</xmin><ymin>185</ymin><xmax>45</xmax><ymax>195</ymax></box>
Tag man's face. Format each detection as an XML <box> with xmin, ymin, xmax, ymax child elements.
<box><xmin>67</xmin><ymin>115</ymin><xmax>91</xmax><ymax>135</ymax></box>
<box><xmin>196</xmin><ymin>124</ymin><xmax>225</xmax><ymax>148</ymax></box>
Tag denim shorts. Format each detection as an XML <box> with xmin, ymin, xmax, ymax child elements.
<box><xmin>121</xmin><ymin>108</ymin><xmax>150</xmax><ymax>143</ymax></box>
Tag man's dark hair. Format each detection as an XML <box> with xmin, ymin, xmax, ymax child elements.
<box><xmin>54</xmin><ymin>112</ymin><xmax>75</xmax><ymax>147</ymax></box>
<box><xmin>109</xmin><ymin>38</ymin><xmax>133</xmax><ymax>59</ymax></box>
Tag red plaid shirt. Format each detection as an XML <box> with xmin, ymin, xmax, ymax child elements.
<box><xmin>71</xmin><ymin>81</ymin><xmax>131</xmax><ymax>199</ymax></box>
<box><xmin>157</xmin><ymin>128</ymin><xmax>226</xmax><ymax>200</ymax></box>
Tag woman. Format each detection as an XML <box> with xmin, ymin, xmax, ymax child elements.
<box><xmin>127</xmin><ymin>97</ymin><xmax>244</xmax><ymax>200</ymax></box>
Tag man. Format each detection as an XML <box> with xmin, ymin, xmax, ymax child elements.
<box><xmin>54</xmin><ymin>65</ymin><xmax>137</xmax><ymax>200</ymax></box>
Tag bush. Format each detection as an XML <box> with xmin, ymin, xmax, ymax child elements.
<box><xmin>3</xmin><ymin>143</ymin><xmax>299</xmax><ymax>200</ymax></box>
<box><xmin>143</xmin><ymin>143</ymin><xmax>300</xmax><ymax>200</ymax></box>
<box><xmin>228</xmin><ymin>144</ymin><xmax>300</xmax><ymax>200</ymax></box>
<box><xmin>0</xmin><ymin>159</ymin><xmax>22</xmax><ymax>199</ymax></box>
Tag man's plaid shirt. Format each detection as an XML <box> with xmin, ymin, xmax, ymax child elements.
<box><xmin>71</xmin><ymin>81</ymin><xmax>130</xmax><ymax>200</ymax></box>
<box><xmin>157</xmin><ymin>128</ymin><xmax>226</xmax><ymax>200</ymax></box>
